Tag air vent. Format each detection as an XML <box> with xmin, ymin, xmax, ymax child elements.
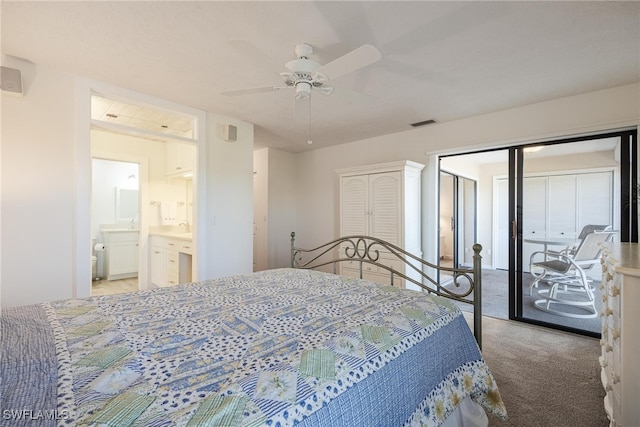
<box><xmin>410</xmin><ymin>119</ymin><xmax>437</xmax><ymax>127</ymax></box>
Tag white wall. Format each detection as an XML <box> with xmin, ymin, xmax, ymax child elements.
<box><xmin>267</xmin><ymin>148</ymin><xmax>296</xmax><ymax>268</ymax></box>
<box><xmin>1</xmin><ymin>62</ymin><xmax>255</xmax><ymax>307</ymax></box>
<box><xmin>202</xmin><ymin>115</ymin><xmax>254</xmax><ymax>279</ymax></box>
<box><xmin>1</xmin><ymin>62</ymin><xmax>77</xmax><ymax>306</ymax></box>
<box><xmin>253</xmin><ymin>148</ymin><xmax>269</xmax><ymax>271</ymax></box>
<box><xmin>292</xmin><ymin>84</ymin><xmax>640</xmax><ymax>265</ymax></box>
<box><xmin>253</xmin><ymin>147</ymin><xmax>297</xmax><ymax>270</ymax></box>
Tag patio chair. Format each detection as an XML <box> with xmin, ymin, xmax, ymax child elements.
<box><xmin>530</xmin><ymin>230</ymin><xmax>616</xmax><ymax>318</ymax></box>
<box><xmin>561</xmin><ymin>224</ymin><xmax>611</xmax><ymax>256</ymax></box>
<box><xmin>528</xmin><ymin>225</ymin><xmax>612</xmax><ymax>295</ymax></box>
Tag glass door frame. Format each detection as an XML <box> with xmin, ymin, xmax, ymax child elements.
<box><xmin>437</xmin><ymin>128</ymin><xmax>637</xmax><ymax>338</ymax></box>
<box><xmin>509</xmin><ymin>129</ymin><xmax>638</xmax><ymax>337</ymax></box>
<box><xmin>438</xmin><ymin>168</ymin><xmax>478</xmax><ymax>275</ymax></box>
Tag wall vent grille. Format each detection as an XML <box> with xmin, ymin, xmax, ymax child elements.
<box><xmin>410</xmin><ymin>119</ymin><xmax>437</xmax><ymax>127</ymax></box>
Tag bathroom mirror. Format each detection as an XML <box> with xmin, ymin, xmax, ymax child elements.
<box><xmin>116</xmin><ymin>188</ymin><xmax>139</xmax><ymax>221</ymax></box>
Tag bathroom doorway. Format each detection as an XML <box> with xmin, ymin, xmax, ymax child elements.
<box><xmin>91</xmin><ymin>157</ymin><xmax>141</xmax><ymax>295</ymax></box>
<box><xmin>76</xmin><ymin>83</ymin><xmax>205</xmax><ymax>299</ymax></box>
<box><xmin>87</xmin><ymin>91</ymin><xmax>200</xmax><ymax>297</ymax></box>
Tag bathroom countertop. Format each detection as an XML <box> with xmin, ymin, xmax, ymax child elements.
<box><xmin>100</xmin><ymin>228</ymin><xmax>140</xmax><ymax>233</ymax></box>
<box><xmin>149</xmin><ymin>230</ymin><xmax>192</xmax><ymax>241</ymax></box>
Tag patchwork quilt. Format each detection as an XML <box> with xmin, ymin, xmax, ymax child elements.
<box><xmin>1</xmin><ymin>268</ymin><xmax>506</xmax><ymax>426</ymax></box>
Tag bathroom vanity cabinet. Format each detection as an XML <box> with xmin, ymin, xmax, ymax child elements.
<box><xmin>150</xmin><ymin>234</ymin><xmax>193</xmax><ymax>287</ymax></box>
<box><xmin>102</xmin><ymin>229</ymin><xmax>139</xmax><ymax>280</ymax></box>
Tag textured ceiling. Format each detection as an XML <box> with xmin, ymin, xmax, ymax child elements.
<box><xmin>91</xmin><ymin>95</ymin><xmax>196</xmax><ymax>140</ymax></box>
<box><xmin>2</xmin><ymin>1</ymin><xmax>639</xmax><ymax>152</ymax></box>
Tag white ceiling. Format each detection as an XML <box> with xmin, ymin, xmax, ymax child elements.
<box><xmin>2</xmin><ymin>1</ymin><xmax>639</xmax><ymax>153</ymax></box>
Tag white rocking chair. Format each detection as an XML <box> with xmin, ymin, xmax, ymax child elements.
<box><xmin>558</xmin><ymin>224</ymin><xmax>612</xmax><ymax>257</ymax></box>
<box><xmin>529</xmin><ymin>230</ymin><xmax>616</xmax><ymax>319</ymax></box>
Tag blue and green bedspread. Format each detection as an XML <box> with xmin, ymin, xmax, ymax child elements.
<box><xmin>1</xmin><ymin>268</ymin><xmax>506</xmax><ymax>426</ymax></box>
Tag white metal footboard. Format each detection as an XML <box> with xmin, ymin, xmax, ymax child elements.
<box><xmin>290</xmin><ymin>232</ymin><xmax>484</xmax><ymax>349</ymax></box>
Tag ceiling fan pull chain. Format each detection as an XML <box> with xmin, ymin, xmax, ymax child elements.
<box><xmin>307</xmin><ymin>95</ymin><xmax>313</xmax><ymax>145</ymax></box>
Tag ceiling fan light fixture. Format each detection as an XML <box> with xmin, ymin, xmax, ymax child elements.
<box><xmin>295</xmin><ymin>81</ymin><xmax>312</xmax><ymax>99</ymax></box>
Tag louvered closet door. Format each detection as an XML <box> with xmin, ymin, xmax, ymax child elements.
<box><xmin>341</xmin><ymin>175</ymin><xmax>369</xmax><ymax>236</ymax></box>
<box><xmin>369</xmin><ymin>172</ymin><xmax>402</xmax><ymax>246</ymax></box>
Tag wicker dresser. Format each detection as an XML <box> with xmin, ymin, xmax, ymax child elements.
<box><xmin>599</xmin><ymin>243</ymin><xmax>640</xmax><ymax>427</ymax></box>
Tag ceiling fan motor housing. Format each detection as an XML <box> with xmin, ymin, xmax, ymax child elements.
<box><xmin>284</xmin><ymin>46</ymin><xmax>332</xmax><ymax>98</ymax></box>
<box><xmin>285</xmin><ymin>58</ymin><xmax>321</xmax><ymax>74</ymax></box>
<box><xmin>294</xmin><ymin>43</ymin><xmax>313</xmax><ymax>59</ymax></box>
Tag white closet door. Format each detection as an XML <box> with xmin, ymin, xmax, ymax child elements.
<box><xmin>548</xmin><ymin>175</ymin><xmax>577</xmax><ymax>238</ymax></box>
<box><xmin>341</xmin><ymin>175</ymin><xmax>369</xmax><ymax>236</ymax></box>
<box><xmin>522</xmin><ymin>176</ymin><xmax>548</xmax><ymax>272</ymax></box>
<box><xmin>369</xmin><ymin>172</ymin><xmax>401</xmax><ymax>245</ymax></box>
<box><xmin>522</xmin><ymin>176</ymin><xmax>547</xmax><ymax>237</ymax></box>
<box><xmin>578</xmin><ymin>172</ymin><xmax>613</xmax><ymax>228</ymax></box>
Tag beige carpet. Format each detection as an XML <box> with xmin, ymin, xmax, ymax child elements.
<box><xmin>464</xmin><ymin>313</ymin><xmax>609</xmax><ymax>426</ymax></box>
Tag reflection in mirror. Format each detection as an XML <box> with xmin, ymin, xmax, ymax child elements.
<box><xmin>116</xmin><ymin>188</ymin><xmax>139</xmax><ymax>221</ymax></box>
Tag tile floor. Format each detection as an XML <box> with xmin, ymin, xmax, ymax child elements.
<box><xmin>91</xmin><ymin>277</ymin><xmax>138</xmax><ymax>296</ymax></box>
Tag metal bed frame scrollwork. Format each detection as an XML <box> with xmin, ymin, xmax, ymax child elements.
<box><xmin>290</xmin><ymin>232</ymin><xmax>484</xmax><ymax>349</ymax></box>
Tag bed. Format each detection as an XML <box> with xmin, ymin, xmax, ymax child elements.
<box><xmin>1</xmin><ymin>235</ymin><xmax>506</xmax><ymax>427</ymax></box>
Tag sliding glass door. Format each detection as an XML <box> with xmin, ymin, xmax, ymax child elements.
<box><xmin>511</xmin><ymin>131</ymin><xmax>637</xmax><ymax>337</ymax></box>
<box><xmin>440</xmin><ymin>129</ymin><xmax>637</xmax><ymax>337</ymax></box>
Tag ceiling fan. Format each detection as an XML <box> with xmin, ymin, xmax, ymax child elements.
<box><xmin>220</xmin><ymin>42</ymin><xmax>382</xmax><ymax>101</ymax></box>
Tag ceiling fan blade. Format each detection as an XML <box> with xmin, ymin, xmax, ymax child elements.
<box><xmin>220</xmin><ymin>86</ymin><xmax>288</xmax><ymax>96</ymax></box>
<box><xmin>313</xmin><ymin>85</ymin><xmax>334</xmax><ymax>96</ymax></box>
<box><xmin>316</xmin><ymin>44</ymin><xmax>382</xmax><ymax>80</ymax></box>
